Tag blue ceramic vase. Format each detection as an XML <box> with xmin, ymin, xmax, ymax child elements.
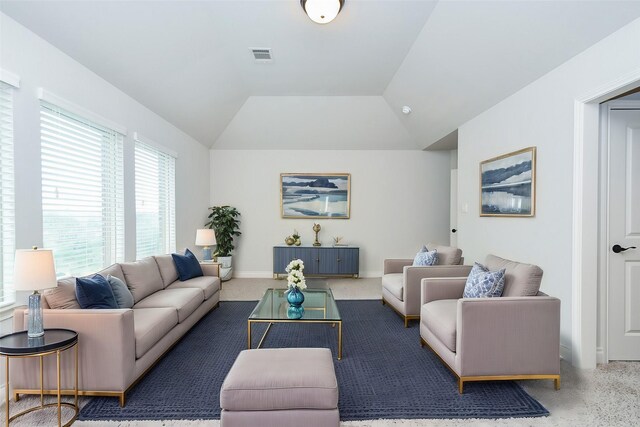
<box><xmin>287</xmin><ymin>287</ymin><xmax>305</xmax><ymax>307</ymax></box>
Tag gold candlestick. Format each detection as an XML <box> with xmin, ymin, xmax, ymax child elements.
<box><xmin>312</xmin><ymin>223</ymin><xmax>322</xmax><ymax>246</ymax></box>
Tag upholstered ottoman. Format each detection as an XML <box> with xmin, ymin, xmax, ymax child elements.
<box><xmin>220</xmin><ymin>348</ymin><xmax>340</xmax><ymax>427</ymax></box>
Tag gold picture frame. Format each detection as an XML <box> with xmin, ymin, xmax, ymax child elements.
<box><xmin>480</xmin><ymin>147</ymin><xmax>536</xmax><ymax>217</ymax></box>
<box><xmin>280</xmin><ymin>173</ymin><xmax>351</xmax><ymax>219</ymax></box>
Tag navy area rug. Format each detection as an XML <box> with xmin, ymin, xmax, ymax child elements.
<box><xmin>79</xmin><ymin>300</ymin><xmax>548</xmax><ymax>421</ymax></box>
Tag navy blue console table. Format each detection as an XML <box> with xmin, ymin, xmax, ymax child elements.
<box><xmin>273</xmin><ymin>245</ymin><xmax>359</xmax><ymax>278</ymax></box>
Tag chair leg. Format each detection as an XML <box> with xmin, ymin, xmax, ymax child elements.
<box><xmin>381</xmin><ymin>299</ymin><xmax>386</xmax><ymax>306</ymax></box>
<box><xmin>458</xmin><ymin>378</ymin><xmax>464</xmax><ymax>394</ymax></box>
<box><xmin>554</xmin><ymin>377</ymin><xmax>561</xmax><ymax>390</ymax></box>
<box><xmin>420</xmin><ymin>338</ymin><xmax>425</xmax><ymax>347</ymax></box>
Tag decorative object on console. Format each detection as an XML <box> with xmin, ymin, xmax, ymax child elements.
<box><xmin>280</xmin><ymin>173</ymin><xmax>350</xmax><ymax>219</ymax></box>
<box><xmin>413</xmin><ymin>246</ymin><xmax>438</xmax><ymax>266</ymax></box>
<box><xmin>300</xmin><ymin>0</ymin><xmax>345</xmax><ymax>25</ymax></box>
<box><xmin>13</xmin><ymin>247</ymin><xmax>57</xmax><ymax>337</ymax></box>
<box><xmin>313</xmin><ymin>222</ymin><xmax>322</xmax><ymax>246</ymax></box>
<box><xmin>463</xmin><ymin>262</ymin><xmax>506</xmax><ymax>298</ymax></box>
<box><xmin>205</xmin><ymin>205</ymin><xmax>241</xmax><ymax>281</ymax></box>
<box><xmin>195</xmin><ymin>228</ymin><xmax>217</xmax><ymax>261</ymax></box>
<box><xmin>285</xmin><ymin>229</ymin><xmax>301</xmax><ymax>246</ymax></box>
<box><xmin>171</xmin><ymin>248</ymin><xmax>204</xmax><ymax>281</ymax></box>
<box><xmin>332</xmin><ymin>236</ymin><xmax>347</xmax><ymax>246</ymax></box>
<box><xmin>480</xmin><ymin>147</ymin><xmax>536</xmax><ymax>217</ymax></box>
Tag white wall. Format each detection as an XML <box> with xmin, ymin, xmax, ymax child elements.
<box><xmin>210</xmin><ymin>150</ymin><xmax>451</xmax><ymax>277</ymax></box>
<box><xmin>457</xmin><ymin>17</ymin><xmax>640</xmax><ymax>361</ymax></box>
<box><xmin>0</xmin><ymin>13</ymin><xmax>211</xmax><ymax>300</ymax></box>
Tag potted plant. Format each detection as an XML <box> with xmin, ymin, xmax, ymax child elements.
<box><xmin>205</xmin><ymin>205</ymin><xmax>241</xmax><ymax>280</ymax></box>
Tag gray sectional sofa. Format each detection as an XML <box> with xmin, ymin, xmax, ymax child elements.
<box><xmin>12</xmin><ymin>255</ymin><xmax>221</xmax><ymax>406</ymax></box>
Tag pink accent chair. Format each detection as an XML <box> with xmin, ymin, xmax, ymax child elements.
<box><xmin>419</xmin><ymin>254</ymin><xmax>561</xmax><ymax>393</ymax></box>
<box><xmin>382</xmin><ymin>243</ymin><xmax>471</xmax><ymax>327</ymax></box>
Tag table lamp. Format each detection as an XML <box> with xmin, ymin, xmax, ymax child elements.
<box><xmin>14</xmin><ymin>247</ymin><xmax>57</xmax><ymax>337</ymax></box>
<box><xmin>195</xmin><ymin>229</ymin><xmax>217</xmax><ymax>261</ymax></box>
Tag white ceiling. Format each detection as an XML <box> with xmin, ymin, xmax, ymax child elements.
<box><xmin>2</xmin><ymin>1</ymin><xmax>640</xmax><ymax>149</ymax></box>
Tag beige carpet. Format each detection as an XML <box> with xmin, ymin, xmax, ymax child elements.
<box><xmin>4</xmin><ymin>278</ymin><xmax>639</xmax><ymax>426</ymax></box>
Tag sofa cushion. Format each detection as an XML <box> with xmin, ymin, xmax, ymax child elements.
<box><xmin>422</xmin><ymin>299</ymin><xmax>458</xmax><ymax>352</ymax></box>
<box><xmin>463</xmin><ymin>262</ymin><xmax>506</xmax><ymax>298</ymax></box>
<box><xmin>133</xmin><ymin>288</ymin><xmax>203</xmax><ymax>323</ymax></box>
<box><xmin>44</xmin><ymin>277</ymin><xmax>81</xmax><ymax>310</ymax></box>
<box><xmin>133</xmin><ymin>308</ymin><xmax>178</xmax><ymax>359</ymax></box>
<box><xmin>75</xmin><ymin>275</ymin><xmax>119</xmax><ymax>309</ymax></box>
<box><xmin>154</xmin><ymin>255</ymin><xmax>179</xmax><ymax>288</ymax></box>
<box><xmin>428</xmin><ymin>243</ymin><xmax>462</xmax><ymax>266</ymax></box>
<box><xmin>485</xmin><ymin>254</ymin><xmax>543</xmax><ymax>297</ymax></box>
<box><xmin>167</xmin><ymin>275</ymin><xmax>220</xmax><ymax>300</ymax></box>
<box><xmin>97</xmin><ymin>263</ymin><xmax>126</xmax><ymax>284</ymax></box>
<box><xmin>220</xmin><ymin>348</ymin><xmax>338</xmax><ymax>411</ymax></box>
<box><xmin>171</xmin><ymin>249</ymin><xmax>203</xmax><ymax>281</ymax></box>
<box><xmin>120</xmin><ymin>257</ymin><xmax>164</xmax><ymax>303</ymax></box>
<box><xmin>381</xmin><ymin>273</ymin><xmax>403</xmax><ymax>301</ymax></box>
<box><xmin>107</xmin><ymin>275</ymin><xmax>134</xmax><ymax>308</ymax></box>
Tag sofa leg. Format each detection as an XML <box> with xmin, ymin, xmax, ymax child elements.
<box><xmin>458</xmin><ymin>379</ymin><xmax>464</xmax><ymax>394</ymax></box>
<box><xmin>554</xmin><ymin>377</ymin><xmax>561</xmax><ymax>390</ymax></box>
<box><xmin>381</xmin><ymin>299</ymin><xmax>385</xmax><ymax>306</ymax></box>
<box><xmin>404</xmin><ymin>317</ymin><xmax>409</xmax><ymax>328</ymax></box>
<box><xmin>119</xmin><ymin>393</ymin><xmax>126</xmax><ymax>407</ymax></box>
<box><xmin>14</xmin><ymin>392</ymin><xmax>19</xmax><ymax>402</ymax></box>
<box><xmin>420</xmin><ymin>338</ymin><xmax>425</xmax><ymax>348</ymax></box>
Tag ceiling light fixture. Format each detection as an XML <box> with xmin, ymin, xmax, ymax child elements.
<box><xmin>402</xmin><ymin>106</ymin><xmax>412</xmax><ymax>115</ymax></box>
<box><xmin>300</xmin><ymin>0</ymin><xmax>345</xmax><ymax>24</ymax></box>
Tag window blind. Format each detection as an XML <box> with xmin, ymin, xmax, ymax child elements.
<box><xmin>41</xmin><ymin>101</ymin><xmax>125</xmax><ymax>277</ymax></box>
<box><xmin>135</xmin><ymin>139</ymin><xmax>176</xmax><ymax>259</ymax></box>
<box><xmin>0</xmin><ymin>82</ymin><xmax>15</xmax><ymax>306</ymax></box>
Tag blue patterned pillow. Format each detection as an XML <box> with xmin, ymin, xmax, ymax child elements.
<box><xmin>463</xmin><ymin>262</ymin><xmax>506</xmax><ymax>298</ymax></box>
<box><xmin>413</xmin><ymin>248</ymin><xmax>438</xmax><ymax>266</ymax></box>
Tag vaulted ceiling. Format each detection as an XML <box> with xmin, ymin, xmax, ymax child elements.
<box><xmin>2</xmin><ymin>0</ymin><xmax>640</xmax><ymax>150</ymax></box>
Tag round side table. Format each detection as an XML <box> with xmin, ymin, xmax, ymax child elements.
<box><xmin>0</xmin><ymin>328</ymin><xmax>79</xmax><ymax>427</ymax></box>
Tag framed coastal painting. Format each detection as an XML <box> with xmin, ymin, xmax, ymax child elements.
<box><xmin>280</xmin><ymin>173</ymin><xmax>351</xmax><ymax>219</ymax></box>
<box><xmin>480</xmin><ymin>147</ymin><xmax>536</xmax><ymax>217</ymax></box>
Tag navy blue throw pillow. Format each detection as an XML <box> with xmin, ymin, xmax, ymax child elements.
<box><xmin>75</xmin><ymin>274</ymin><xmax>119</xmax><ymax>309</ymax></box>
<box><xmin>171</xmin><ymin>248</ymin><xmax>203</xmax><ymax>281</ymax></box>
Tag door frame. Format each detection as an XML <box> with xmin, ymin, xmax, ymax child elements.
<box><xmin>572</xmin><ymin>70</ymin><xmax>640</xmax><ymax>369</ymax></box>
<box><xmin>598</xmin><ymin>100</ymin><xmax>640</xmax><ymax>363</ymax></box>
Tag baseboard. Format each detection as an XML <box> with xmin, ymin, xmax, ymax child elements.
<box><xmin>232</xmin><ymin>271</ymin><xmax>274</xmax><ymax>279</ymax></box>
<box><xmin>596</xmin><ymin>347</ymin><xmax>606</xmax><ymax>364</ymax></box>
<box><xmin>560</xmin><ymin>343</ymin><xmax>572</xmax><ymax>362</ymax></box>
<box><xmin>233</xmin><ymin>271</ymin><xmax>382</xmax><ymax>279</ymax></box>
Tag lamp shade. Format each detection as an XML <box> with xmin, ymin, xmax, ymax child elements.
<box><xmin>14</xmin><ymin>248</ymin><xmax>57</xmax><ymax>291</ymax></box>
<box><xmin>195</xmin><ymin>229</ymin><xmax>217</xmax><ymax>246</ymax></box>
<box><xmin>301</xmin><ymin>0</ymin><xmax>345</xmax><ymax>24</ymax></box>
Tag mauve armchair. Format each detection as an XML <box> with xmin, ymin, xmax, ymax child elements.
<box><xmin>382</xmin><ymin>243</ymin><xmax>471</xmax><ymax>327</ymax></box>
<box><xmin>419</xmin><ymin>254</ymin><xmax>561</xmax><ymax>393</ymax></box>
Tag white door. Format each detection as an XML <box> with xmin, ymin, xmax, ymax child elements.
<box><xmin>608</xmin><ymin>105</ymin><xmax>640</xmax><ymax>361</ymax></box>
<box><xmin>450</xmin><ymin>169</ymin><xmax>458</xmax><ymax>247</ymax></box>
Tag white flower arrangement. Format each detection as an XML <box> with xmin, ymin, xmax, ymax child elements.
<box><xmin>286</xmin><ymin>259</ymin><xmax>307</xmax><ymax>291</ymax></box>
<box><xmin>285</xmin><ymin>259</ymin><xmax>304</xmax><ymax>273</ymax></box>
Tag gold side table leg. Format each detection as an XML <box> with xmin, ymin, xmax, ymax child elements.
<box><xmin>57</xmin><ymin>350</ymin><xmax>61</xmax><ymax>427</ymax></box>
<box><xmin>5</xmin><ymin>356</ymin><xmax>9</xmax><ymax>427</ymax></box>
<box><xmin>247</xmin><ymin>320</ymin><xmax>252</xmax><ymax>349</ymax></box>
<box><xmin>75</xmin><ymin>344</ymin><xmax>79</xmax><ymax>410</ymax></box>
<box><xmin>40</xmin><ymin>355</ymin><xmax>44</xmax><ymax>407</ymax></box>
<box><xmin>338</xmin><ymin>321</ymin><xmax>343</xmax><ymax>360</ymax></box>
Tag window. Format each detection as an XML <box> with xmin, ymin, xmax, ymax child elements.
<box><xmin>135</xmin><ymin>138</ymin><xmax>176</xmax><ymax>258</ymax></box>
<box><xmin>41</xmin><ymin>102</ymin><xmax>124</xmax><ymax>277</ymax></box>
<box><xmin>0</xmin><ymin>82</ymin><xmax>15</xmax><ymax>306</ymax></box>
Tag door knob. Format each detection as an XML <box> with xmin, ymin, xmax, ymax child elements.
<box><xmin>612</xmin><ymin>244</ymin><xmax>637</xmax><ymax>253</ymax></box>
<box><xmin>451</xmin><ymin>229</ymin><xmax>457</xmax><ymax>233</ymax></box>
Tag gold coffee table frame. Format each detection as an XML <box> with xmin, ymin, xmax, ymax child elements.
<box><xmin>1</xmin><ymin>329</ymin><xmax>79</xmax><ymax>427</ymax></box>
<box><xmin>248</xmin><ymin>288</ymin><xmax>343</xmax><ymax>360</ymax></box>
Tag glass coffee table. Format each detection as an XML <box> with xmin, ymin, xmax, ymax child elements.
<box><xmin>248</xmin><ymin>288</ymin><xmax>343</xmax><ymax>360</ymax></box>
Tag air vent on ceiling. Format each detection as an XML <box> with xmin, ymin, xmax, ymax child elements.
<box><xmin>250</xmin><ymin>48</ymin><xmax>273</xmax><ymax>63</ymax></box>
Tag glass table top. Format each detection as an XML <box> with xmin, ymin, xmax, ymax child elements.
<box><xmin>249</xmin><ymin>288</ymin><xmax>341</xmax><ymax>321</ymax></box>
